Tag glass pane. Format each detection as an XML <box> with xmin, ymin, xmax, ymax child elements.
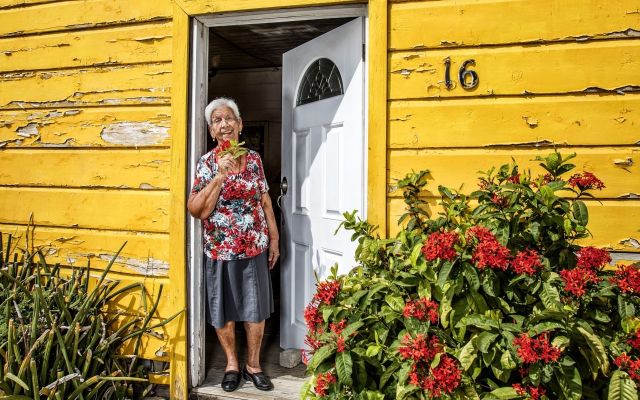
<box><xmin>296</xmin><ymin>58</ymin><xmax>344</xmax><ymax>106</ymax></box>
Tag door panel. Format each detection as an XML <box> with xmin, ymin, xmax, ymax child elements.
<box><xmin>281</xmin><ymin>17</ymin><xmax>365</xmax><ymax>349</ymax></box>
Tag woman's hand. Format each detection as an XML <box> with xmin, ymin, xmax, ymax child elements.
<box><xmin>218</xmin><ymin>154</ymin><xmax>238</xmax><ymax>175</ymax></box>
<box><xmin>268</xmin><ymin>239</ymin><xmax>279</xmax><ymax>270</ymax></box>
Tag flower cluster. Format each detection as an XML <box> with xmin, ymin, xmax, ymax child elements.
<box><xmin>314</xmin><ymin>280</ymin><xmax>341</xmax><ymax>304</ymax></box>
<box><xmin>614</xmin><ymin>353</ymin><xmax>640</xmax><ymax>383</ymax></box>
<box><xmin>468</xmin><ymin>226</ymin><xmax>544</xmax><ymax>275</ymax></box>
<box><xmin>421</xmin><ymin>231</ymin><xmax>459</xmax><ymax>261</ymax></box>
<box><xmin>491</xmin><ymin>193</ymin><xmax>509</xmax><ymax>208</ymax></box>
<box><xmin>628</xmin><ymin>330</ymin><xmax>640</xmax><ymax>351</ymax></box>
<box><xmin>399</xmin><ymin>334</ymin><xmax>461</xmax><ymax>396</ymax></box>
<box><xmin>403</xmin><ymin>297</ymin><xmax>439</xmax><ymax>324</ymax></box>
<box><xmin>513</xmin><ymin>383</ymin><xmax>547</xmax><ymax>400</ymax></box>
<box><xmin>568</xmin><ymin>171</ymin><xmax>605</xmax><ymax>191</ymax></box>
<box><xmin>304</xmin><ymin>303</ymin><xmax>324</xmax><ymax>333</ymax></box>
<box><xmin>314</xmin><ymin>371</ymin><xmax>337</xmax><ymax>397</ymax></box>
<box><xmin>610</xmin><ymin>264</ymin><xmax>640</xmax><ymax>295</ymax></box>
<box><xmin>513</xmin><ymin>333</ymin><xmax>562</xmax><ymax>364</ymax></box>
<box><xmin>511</xmin><ymin>249</ymin><xmax>544</xmax><ymax>275</ymax></box>
<box><xmin>576</xmin><ymin>246</ymin><xmax>611</xmax><ymax>270</ymax></box>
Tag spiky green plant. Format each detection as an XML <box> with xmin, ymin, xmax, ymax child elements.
<box><xmin>0</xmin><ymin>231</ymin><xmax>180</xmax><ymax>400</ymax></box>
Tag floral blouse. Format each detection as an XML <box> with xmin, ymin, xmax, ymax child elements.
<box><xmin>191</xmin><ymin>149</ymin><xmax>270</xmax><ymax>260</ymax></box>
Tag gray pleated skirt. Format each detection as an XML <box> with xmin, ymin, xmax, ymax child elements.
<box><xmin>205</xmin><ymin>251</ymin><xmax>274</xmax><ymax>329</ymax></box>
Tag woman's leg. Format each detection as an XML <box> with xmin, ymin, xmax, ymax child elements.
<box><xmin>244</xmin><ymin>320</ymin><xmax>265</xmax><ymax>372</ymax></box>
<box><xmin>216</xmin><ymin>321</ymin><xmax>239</xmax><ymax>372</ymax></box>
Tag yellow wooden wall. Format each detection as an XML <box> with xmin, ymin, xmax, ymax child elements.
<box><xmin>386</xmin><ymin>0</ymin><xmax>640</xmax><ymax>257</ymax></box>
<box><xmin>0</xmin><ymin>0</ymin><xmax>177</xmax><ymax>381</ymax></box>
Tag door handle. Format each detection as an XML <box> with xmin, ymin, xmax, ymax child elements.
<box><xmin>277</xmin><ymin>176</ymin><xmax>288</xmax><ymax>208</ymax></box>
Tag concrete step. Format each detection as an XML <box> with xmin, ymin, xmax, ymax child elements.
<box><xmin>190</xmin><ymin>373</ymin><xmax>307</xmax><ymax>400</ymax></box>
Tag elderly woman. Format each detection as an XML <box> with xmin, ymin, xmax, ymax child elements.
<box><xmin>187</xmin><ymin>97</ymin><xmax>279</xmax><ymax>392</ymax></box>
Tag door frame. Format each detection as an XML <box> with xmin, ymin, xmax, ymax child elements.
<box><xmin>187</xmin><ymin>5</ymin><xmax>369</xmax><ymax>388</ymax></box>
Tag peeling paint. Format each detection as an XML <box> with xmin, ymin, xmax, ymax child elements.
<box><xmin>522</xmin><ymin>116</ymin><xmax>539</xmax><ymax>128</ymax></box>
<box><xmin>487</xmin><ymin>139</ymin><xmax>555</xmax><ymax>148</ymax></box>
<box><xmin>615</xmin><ymin>116</ymin><xmax>627</xmax><ymax>123</ymax></box>
<box><xmin>16</xmin><ymin>122</ymin><xmax>39</xmax><ymax>137</ymax></box>
<box><xmin>94</xmin><ymin>254</ymin><xmax>169</xmax><ymax>276</ymax></box>
<box><xmin>100</xmin><ymin>122</ymin><xmax>169</xmax><ymax>146</ymax></box>
<box><xmin>139</xmin><ymin>183</ymin><xmax>159</xmax><ymax>190</ymax></box>
<box><xmin>618</xmin><ymin>193</ymin><xmax>640</xmax><ymax>199</ymax></box>
<box><xmin>620</xmin><ymin>238</ymin><xmax>640</xmax><ymax>249</ymax></box>
<box><xmin>402</xmin><ymin>54</ymin><xmax>419</xmax><ymax>61</ymax></box>
<box><xmin>64</xmin><ymin>109</ymin><xmax>81</xmax><ymax>116</ymax></box>
<box><xmin>613</xmin><ymin>157</ymin><xmax>633</xmax><ymax>166</ymax></box>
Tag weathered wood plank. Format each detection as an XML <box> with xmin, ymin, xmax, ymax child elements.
<box><xmin>175</xmin><ymin>0</ymin><xmax>356</xmax><ymax>15</ymax></box>
<box><xmin>390</xmin><ymin>0</ymin><xmax>640</xmax><ymax>50</ymax></box>
<box><xmin>0</xmin><ymin>106</ymin><xmax>171</xmax><ymax>147</ymax></box>
<box><xmin>0</xmin><ymin>0</ymin><xmax>172</xmax><ymax>37</ymax></box>
<box><xmin>389</xmin><ymin>40</ymin><xmax>640</xmax><ymax>99</ymax></box>
<box><xmin>0</xmin><ymin>149</ymin><xmax>170</xmax><ymax>189</ymax></box>
<box><xmin>0</xmin><ymin>22</ymin><xmax>172</xmax><ymax>72</ymax></box>
<box><xmin>389</xmin><ymin>94</ymin><xmax>640</xmax><ymax>148</ymax></box>
<box><xmin>0</xmin><ymin>63</ymin><xmax>172</xmax><ymax>109</ymax></box>
<box><xmin>0</xmin><ymin>224</ymin><xmax>169</xmax><ymax>276</ymax></box>
<box><xmin>0</xmin><ymin>0</ymin><xmax>76</xmax><ymax>9</ymax></box>
<box><xmin>388</xmin><ymin>148</ymin><xmax>639</xmax><ymax>199</ymax></box>
<box><xmin>0</xmin><ymin>187</ymin><xmax>170</xmax><ymax>232</ymax></box>
<box><xmin>387</xmin><ymin>198</ymin><xmax>640</xmax><ymax>252</ymax></box>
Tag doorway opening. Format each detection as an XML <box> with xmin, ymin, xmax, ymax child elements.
<box><xmin>187</xmin><ymin>5</ymin><xmax>368</xmax><ymax>391</ymax></box>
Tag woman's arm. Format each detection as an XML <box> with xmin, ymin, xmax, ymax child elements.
<box><xmin>187</xmin><ymin>173</ymin><xmax>225</xmax><ymax>219</ymax></box>
<box><xmin>261</xmin><ymin>192</ymin><xmax>279</xmax><ymax>269</ymax></box>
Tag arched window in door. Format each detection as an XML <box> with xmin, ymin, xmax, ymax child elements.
<box><xmin>296</xmin><ymin>58</ymin><xmax>343</xmax><ymax>106</ymax></box>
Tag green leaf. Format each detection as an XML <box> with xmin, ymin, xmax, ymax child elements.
<box><xmin>500</xmin><ymin>350</ymin><xmax>517</xmax><ymax>371</ymax></box>
<box><xmin>577</xmin><ymin>326</ymin><xmax>610</xmax><ymax>375</ymax></box>
<box><xmin>437</xmin><ymin>260</ymin><xmax>455</xmax><ymax>290</ymax></box>
<box><xmin>459</xmin><ymin>314</ymin><xmax>500</xmax><ymax>330</ymax></box>
<box><xmin>555</xmin><ymin>366</ymin><xmax>582</xmax><ymax>400</ymax></box>
<box><xmin>619</xmin><ymin>296</ymin><xmax>636</xmax><ymax>320</ymax></box>
<box><xmin>572</xmin><ymin>200</ymin><xmax>589</xmax><ymax>226</ymax></box>
<box><xmin>366</xmin><ymin>345</ymin><xmax>381</xmax><ymax>358</ymax></box>
<box><xmin>529</xmin><ymin>321</ymin><xmax>564</xmax><ymax>336</ymax></box>
<box><xmin>608</xmin><ymin>370</ymin><xmax>638</xmax><ymax>400</ymax></box>
<box><xmin>379</xmin><ymin>362</ymin><xmax>400</xmax><ymax>389</ymax></box>
<box><xmin>476</xmin><ymin>332</ymin><xmax>499</xmax><ymax>353</ymax></box>
<box><xmin>488</xmin><ymin>386</ymin><xmax>519</xmax><ymax>399</ymax></box>
<box><xmin>342</xmin><ymin>321</ymin><xmax>364</xmax><ymax>338</ymax></box>
<box><xmin>457</xmin><ymin>339</ymin><xmax>477</xmax><ymax>371</ymax></box>
<box><xmin>385</xmin><ymin>294</ymin><xmax>405</xmax><ymax>313</ymax></box>
<box><xmin>336</xmin><ymin>351</ymin><xmax>353</xmax><ymax>385</ymax></box>
<box><xmin>307</xmin><ymin>345</ymin><xmax>335</xmax><ymax>371</ymax></box>
<box><xmin>361</xmin><ymin>390</ymin><xmax>386</xmax><ymax>400</ymax></box>
<box><xmin>540</xmin><ymin>282</ymin><xmax>562</xmax><ymax>311</ymax></box>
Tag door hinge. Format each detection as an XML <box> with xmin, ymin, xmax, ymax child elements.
<box><xmin>362</xmin><ymin>43</ymin><xmax>366</xmax><ymax>61</ymax></box>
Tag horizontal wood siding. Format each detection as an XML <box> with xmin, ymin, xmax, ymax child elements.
<box><xmin>0</xmin><ymin>0</ymin><xmax>175</xmax><ymax>361</ymax></box>
<box><xmin>387</xmin><ymin>0</ymin><xmax>640</xmax><ymax>256</ymax></box>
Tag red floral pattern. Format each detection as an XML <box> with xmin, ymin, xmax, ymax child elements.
<box><xmin>511</xmin><ymin>249</ymin><xmax>543</xmax><ymax>275</ymax></box>
<box><xmin>611</xmin><ymin>264</ymin><xmax>640</xmax><ymax>295</ymax></box>
<box><xmin>560</xmin><ymin>267</ymin><xmax>600</xmax><ymax>297</ymax></box>
<box><xmin>314</xmin><ymin>371</ymin><xmax>337</xmax><ymax>397</ymax></box>
<box><xmin>513</xmin><ymin>383</ymin><xmax>547</xmax><ymax>400</ymax></box>
<box><xmin>576</xmin><ymin>246</ymin><xmax>611</xmax><ymax>270</ymax></box>
<box><xmin>191</xmin><ymin>149</ymin><xmax>269</xmax><ymax>260</ymax></box>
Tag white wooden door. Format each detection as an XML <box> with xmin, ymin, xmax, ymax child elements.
<box><xmin>280</xmin><ymin>17</ymin><xmax>365</xmax><ymax>350</ymax></box>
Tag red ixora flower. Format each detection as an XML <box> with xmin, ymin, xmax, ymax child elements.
<box><xmin>615</xmin><ymin>353</ymin><xmax>640</xmax><ymax>384</ymax></box>
<box><xmin>313</xmin><ymin>280</ymin><xmax>341</xmax><ymax>305</ymax></box>
<box><xmin>466</xmin><ymin>226</ymin><xmax>497</xmax><ymax>243</ymax></box>
<box><xmin>513</xmin><ymin>333</ymin><xmax>562</xmax><ymax>364</ymax></box>
<box><xmin>491</xmin><ymin>193</ymin><xmax>509</xmax><ymax>208</ymax></box>
<box><xmin>568</xmin><ymin>171</ymin><xmax>605</xmax><ymax>191</ymax></box>
<box><xmin>421</xmin><ymin>231</ymin><xmax>459</xmax><ymax>262</ymax></box>
<box><xmin>409</xmin><ymin>355</ymin><xmax>462</xmax><ymax>397</ymax></box>
<box><xmin>398</xmin><ymin>333</ymin><xmax>441</xmax><ymax>362</ymax></box>
<box><xmin>473</xmin><ymin>239</ymin><xmax>511</xmax><ymax>271</ymax></box>
<box><xmin>303</xmin><ymin>303</ymin><xmax>323</xmax><ymax>332</ymax></box>
<box><xmin>507</xmin><ymin>174</ymin><xmax>521</xmax><ymax>184</ymax></box>
<box><xmin>559</xmin><ymin>267</ymin><xmax>600</xmax><ymax>297</ymax></box>
<box><xmin>513</xmin><ymin>383</ymin><xmax>547</xmax><ymax>400</ymax></box>
<box><xmin>314</xmin><ymin>371</ymin><xmax>337</xmax><ymax>397</ymax></box>
<box><xmin>403</xmin><ymin>297</ymin><xmax>439</xmax><ymax>324</ymax></box>
<box><xmin>610</xmin><ymin>264</ymin><xmax>640</xmax><ymax>295</ymax></box>
<box><xmin>576</xmin><ymin>246</ymin><xmax>611</xmax><ymax>270</ymax></box>
<box><xmin>511</xmin><ymin>249</ymin><xmax>543</xmax><ymax>275</ymax></box>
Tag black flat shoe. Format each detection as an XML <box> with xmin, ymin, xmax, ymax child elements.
<box><xmin>221</xmin><ymin>370</ymin><xmax>241</xmax><ymax>392</ymax></box>
<box><xmin>242</xmin><ymin>366</ymin><xmax>274</xmax><ymax>391</ymax></box>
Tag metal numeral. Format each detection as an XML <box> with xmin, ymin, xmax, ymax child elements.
<box><xmin>443</xmin><ymin>58</ymin><xmax>479</xmax><ymax>90</ymax></box>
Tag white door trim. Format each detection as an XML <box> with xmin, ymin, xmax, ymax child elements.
<box><xmin>187</xmin><ymin>5</ymin><xmax>368</xmax><ymax>388</ymax></box>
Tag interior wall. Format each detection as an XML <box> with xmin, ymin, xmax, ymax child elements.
<box><xmin>209</xmin><ymin>68</ymin><xmax>283</xmax><ymax>197</ymax></box>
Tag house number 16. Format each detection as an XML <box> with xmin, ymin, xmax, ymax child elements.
<box><xmin>444</xmin><ymin>57</ymin><xmax>479</xmax><ymax>90</ymax></box>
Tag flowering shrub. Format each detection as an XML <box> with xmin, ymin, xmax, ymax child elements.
<box><xmin>302</xmin><ymin>152</ymin><xmax>640</xmax><ymax>399</ymax></box>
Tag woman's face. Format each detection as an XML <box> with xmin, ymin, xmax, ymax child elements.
<box><xmin>209</xmin><ymin>106</ymin><xmax>243</xmax><ymax>143</ymax></box>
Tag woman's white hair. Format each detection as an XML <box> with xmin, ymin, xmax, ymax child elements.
<box><xmin>204</xmin><ymin>97</ymin><xmax>241</xmax><ymax>127</ymax></box>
